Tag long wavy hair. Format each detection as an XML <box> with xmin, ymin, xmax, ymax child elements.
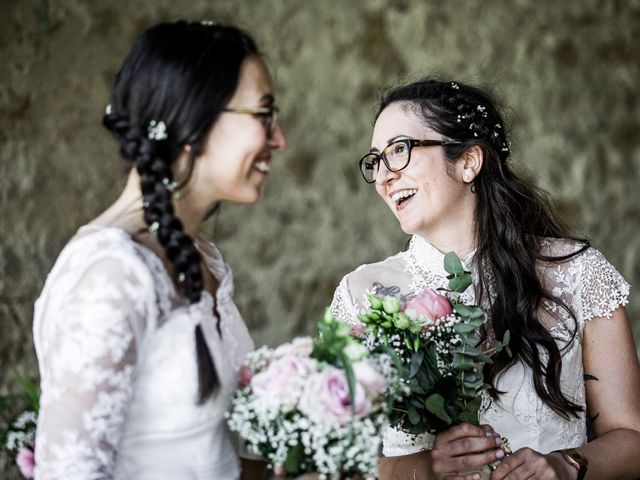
<box><xmin>377</xmin><ymin>78</ymin><xmax>589</xmax><ymax>418</ymax></box>
<box><xmin>103</xmin><ymin>21</ymin><xmax>258</xmax><ymax>403</ymax></box>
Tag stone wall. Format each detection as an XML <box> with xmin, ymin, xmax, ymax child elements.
<box><xmin>1</xmin><ymin>0</ymin><xmax>639</xmax><ymax>474</ymax></box>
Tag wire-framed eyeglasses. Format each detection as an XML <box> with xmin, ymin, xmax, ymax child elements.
<box><xmin>222</xmin><ymin>105</ymin><xmax>280</xmax><ymax>138</ymax></box>
<box><xmin>359</xmin><ymin>138</ymin><xmax>463</xmax><ymax>184</ymax></box>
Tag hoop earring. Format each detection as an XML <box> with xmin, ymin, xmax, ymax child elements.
<box><xmin>470</xmin><ymin>182</ymin><xmax>477</xmax><ymax>194</ymax></box>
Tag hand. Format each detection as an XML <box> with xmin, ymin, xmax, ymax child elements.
<box><xmin>429</xmin><ymin>423</ymin><xmax>506</xmax><ymax>479</ymax></box>
<box><xmin>490</xmin><ymin>449</ymin><xmax>578</xmax><ymax>480</ymax></box>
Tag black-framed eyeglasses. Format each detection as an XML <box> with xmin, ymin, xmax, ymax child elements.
<box><xmin>222</xmin><ymin>105</ymin><xmax>280</xmax><ymax>138</ymax></box>
<box><xmin>359</xmin><ymin>138</ymin><xmax>463</xmax><ymax>184</ymax></box>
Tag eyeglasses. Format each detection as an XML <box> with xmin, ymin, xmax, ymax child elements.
<box><xmin>222</xmin><ymin>105</ymin><xmax>280</xmax><ymax>138</ymax></box>
<box><xmin>359</xmin><ymin>138</ymin><xmax>463</xmax><ymax>184</ymax></box>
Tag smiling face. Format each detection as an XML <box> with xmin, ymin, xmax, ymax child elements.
<box><xmin>185</xmin><ymin>55</ymin><xmax>286</xmax><ymax>211</ymax></box>
<box><xmin>371</xmin><ymin>102</ymin><xmax>477</xmax><ymax>242</ymax></box>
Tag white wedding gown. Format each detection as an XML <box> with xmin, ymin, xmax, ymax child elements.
<box><xmin>331</xmin><ymin>235</ymin><xmax>629</xmax><ymax>456</ymax></box>
<box><xmin>33</xmin><ymin>225</ymin><xmax>255</xmax><ymax>479</ymax></box>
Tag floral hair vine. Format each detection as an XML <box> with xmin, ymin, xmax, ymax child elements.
<box><xmin>200</xmin><ymin>20</ymin><xmax>217</xmax><ymax>26</ymax></box>
<box><xmin>148</xmin><ymin>120</ymin><xmax>168</xmax><ymax>141</ymax></box>
<box><xmin>105</xmin><ymin>104</ymin><xmax>112</xmax><ymax>115</ymax></box>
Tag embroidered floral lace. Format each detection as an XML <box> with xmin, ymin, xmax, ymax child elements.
<box><xmin>33</xmin><ymin>225</ymin><xmax>254</xmax><ymax>479</ymax></box>
<box><xmin>331</xmin><ymin>235</ymin><xmax>630</xmax><ymax>456</ymax></box>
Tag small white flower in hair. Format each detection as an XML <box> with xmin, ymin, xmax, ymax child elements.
<box><xmin>105</xmin><ymin>104</ymin><xmax>112</xmax><ymax>115</ymax></box>
<box><xmin>201</xmin><ymin>20</ymin><xmax>217</xmax><ymax>26</ymax></box>
<box><xmin>148</xmin><ymin>120</ymin><xmax>168</xmax><ymax>140</ymax></box>
<box><xmin>451</xmin><ymin>82</ymin><xmax>460</xmax><ymax>90</ymax></box>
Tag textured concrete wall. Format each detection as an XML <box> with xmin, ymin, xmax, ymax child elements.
<box><xmin>1</xmin><ymin>0</ymin><xmax>639</xmax><ymax>472</ymax></box>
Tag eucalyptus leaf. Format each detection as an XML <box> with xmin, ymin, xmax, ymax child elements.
<box><xmin>454</xmin><ymin>323</ymin><xmax>476</xmax><ymax>334</ymax></box>
<box><xmin>444</xmin><ymin>252</ymin><xmax>465</xmax><ymax>275</ymax></box>
<box><xmin>425</xmin><ymin>394</ymin><xmax>452</xmax><ymax>424</ymax></box>
<box><xmin>449</xmin><ymin>275</ymin><xmax>472</xmax><ymax>294</ymax></box>
<box><xmin>408</xmin><ymin>406</ymin><xmax>421</xmax><ymax>425</ymax></box>
<box><xmin>409</xmin><ymin>349</ymin><xmax>425</xmax><ymax>378</ymax></box>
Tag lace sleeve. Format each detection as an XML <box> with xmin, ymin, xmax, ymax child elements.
<box><xmin>330</xmin><ymin>276</ymin><xmax>361</xmax><ymax>325</ymax></box>
<box><xmin>34</xmin><ymin>252</ymin><xmax>153</xmax><ymax>479</ymax></box>
<box><xmin>579</xmin><ymin>247</ymin><xmax>631</xmax><ymax>322</ymax></box>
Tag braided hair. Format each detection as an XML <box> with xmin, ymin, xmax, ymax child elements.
<box><xmin>377</xmin><ymin>78</ymin><xmax>589</xmax><ymax>419</ymax></box>
<box><xmin>103</xmin><ymin>21</ymin><xmax>258</xmax><ymax>403</ymax></box>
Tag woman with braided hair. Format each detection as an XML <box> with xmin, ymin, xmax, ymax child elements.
<box><xmin>33</xmin><ymin>20</ymin><xmax>285</xmax><ymax>479</ymax></box>
<box><xmin>330</xmin><ymin>78</ymin><xmax>640</xmax><ymax>479</ymax></box>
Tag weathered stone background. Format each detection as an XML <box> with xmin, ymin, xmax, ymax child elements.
<box><xmin>1</xmin><ymin>0</ymin><xmax>639</xmax><ymax>474</ymax></box>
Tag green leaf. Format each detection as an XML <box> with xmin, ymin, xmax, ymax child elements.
<box><xmin>425</xmin><ymin>394</ymin><xmax>452</xmax><ymax>424</ymax></box>
<box><xmin>476</xmin><ymin>353</ymin><xmax>494</xmax><ymax>364</ymax></box>
<box><xmin>452</xmin><ymin>354</ymin><xmax>475</xmax><ymax>370</ymax></box>
<box><xmin>469</xmin><ymin>307</ymin><xmax>486</xmax><ymax>319</ymax></box>
<box><xmin>503</xmin><ymin>330</ymin><xmax>511</xmax><ymax>345</ymax></box>
<box><xmin>282</xmin><ymin>443</ymin><xmax>304</xmax><ymax>475</ymax></box>
<box><xmin>408</xmin><ymin>406</ymin><xmax>421</xmax><ymax>425</ymax></box>
<box><xmin>413</xmin><ymin>336</ymin><xmax>421</xmax><ymax>352</ymax></box>
<box><xmin>449</xmin><ymin>275</ymin><xmax>472</xmax><ymax>294</ymax></box>
<box><xmin>17</xmin><ymin>374</ymin><xmax>40</xmax><ymax>412</ymax></box>
<box><xmin>505</xmin><ymin>345</ymin><xmax>512</xmax><ymax>357</ymax></box>
<box><xmin>444</xmin><ymin>252</ymin><xmax>466</xmax><ymax>276</ymax></box>
<box><xmin>453</xmin><ymin>303</ymin><xmax>473</xmax><ymax>318</ymax></box>
<box><xmin>454</xmin><ymin>323</ymin><xmax>477</xmax><ymax>334</ymax></box>
<box><xmin>409</xmin><ymin>349</ymin><xmax>425</xmax><ymax>378</ymax></box>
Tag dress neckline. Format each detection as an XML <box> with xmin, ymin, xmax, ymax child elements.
<box><xmin>407</xmin><ymin>235</ymin><xmax>476</xmax><ymax>274</ymax></box>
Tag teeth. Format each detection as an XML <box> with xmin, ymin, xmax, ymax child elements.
<box><xmin>254</xmin><ymin>160</ymin><xmax>270</xmax><ymax>173</ymax></box>
<box><xmin>391</xmin><ymin>189</ymin><xmax>417</xmax><ymax>204</ymax></box>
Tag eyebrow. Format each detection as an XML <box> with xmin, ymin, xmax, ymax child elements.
<box><xmin>370</xmin><ymin>134</ymin><xmax>411</xmax><ymax>153</ymax></box>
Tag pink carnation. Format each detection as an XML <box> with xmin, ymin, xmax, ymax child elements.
<box><xmin>404</xmin><ymin>288</ymin><xmax>453</xmax><ymax>322</ymax></box>
<box><xmin>16</xmin><ymin>447</ymin><xmax>35</xmax><ymax>479</ymax></box>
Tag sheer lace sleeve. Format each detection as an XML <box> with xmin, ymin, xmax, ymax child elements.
<box><xmin>330</xmin><ymin>276</ymin><xmax>361</xmax><ymax>325</ymax></box>
<box><xmin>34</xmin><ymin>243</ymin><xmax>154</xmax><ymax>479</ymax></box>
<box><xmin>579</xmin><ymin>247</ymin><xmax>630</xmax><ymax>322</ymax></box>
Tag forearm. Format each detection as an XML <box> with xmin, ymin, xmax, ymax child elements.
<box><xmin>379</xmin><ymin>451</ymin><xmax>432</xmax><ymax>480</ymax></box>
<box><xmin>579</xmin><ymin>428</ymin><xmax>640</xmax><ymax>479</ymax></box>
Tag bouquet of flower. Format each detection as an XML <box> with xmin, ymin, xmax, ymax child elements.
<box><xmin>227</xmin><ymin>310</ymin><xmax>405</xmax><ymax>478</ymax></box>
<box><xmin>1</xmin><ymin>375</ymin><xmax>39</xmax><ymax>479</ymax></box>
<box><xmin>357</xmin><ymin>252</ymin><xmax>510</xmax><ymax>436</ymax></box>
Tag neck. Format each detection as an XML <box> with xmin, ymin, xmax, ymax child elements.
<box><xmin>416</xmin><ymin>202</ymin><xmax>477</xmax><ymax>261</ymax></box>
<box><xmin>91</xmin><ymin>169</ymin><xmax>206</xmax><ymax>238</ymax></box>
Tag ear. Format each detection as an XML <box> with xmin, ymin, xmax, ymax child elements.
<box><xmin>459</xmin><ymin>145</ymin><xmax>483</xmax><ymax>183</ymax></box>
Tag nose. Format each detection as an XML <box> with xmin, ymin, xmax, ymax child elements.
<box><xmin>268</xmin><ymin>123</ymin><xmax>286</xmax><ymax>150</ymax></box>
<box><xmin>374</xmin><ymin>160</ymin><xmax>400</xmax><ymax>186</ymax></box>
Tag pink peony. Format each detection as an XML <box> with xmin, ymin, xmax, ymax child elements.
<box><xmin>16</xmin><ymin>447</ymin><xmax>35</xmax><ymax>479</ymax></box>
<box><xmin>353</xmin><ymin>361</ymin><xmax>387</xmax><ymax>397</ymax></box>
<box><xmin>273</xmin><ymin>337</ymin><xmax>314</xmax><ymax>358</ymax></box>
<box><xmin>250</xmin><ymin>355</ymin><xmax>315</xmax><ymax>405</ymax></box>
<box><xmin>299</xmin><ymin>366</ymin><xmax>371</xmax><ymax>425</ymax></box>
<box><xmin>404</xmin><ymin>288</ymin><xmax>453</xmax><ymax>322</ymax></box>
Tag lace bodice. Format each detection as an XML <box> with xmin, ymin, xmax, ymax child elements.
<box><xmin>331</xmin><ymin>235</ymin><xmax>630</xmax><ymax>456</ymax></box>
<box><xmin>33</xmin><ymin>225</ymin><xmax>255</xmax><ymax>479</ymax></box>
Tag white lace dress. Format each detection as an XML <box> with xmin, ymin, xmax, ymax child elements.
<box><xmin>331</xmin><ymin>235</ymin><xmax>630</xmax><ymax>456</ymax></box>
<box><xmin>33</xmin><ymin>225</ymin><xmax>255</xmax><ymax>479</ymax></box>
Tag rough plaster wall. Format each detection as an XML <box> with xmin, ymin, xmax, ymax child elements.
<box><xmin>1</xmin><ymin>0</ymin><xmax>639</xmax><ymax>472</ymax></box>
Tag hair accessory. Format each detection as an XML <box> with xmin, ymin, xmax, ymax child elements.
<box><xmin>142</xmin><ymin>201</ymin><xmax>150</xmax><ymax>208</ymax></box>
<box><xmin>162</xmin><ymin>177</ymin><xmax>179</xmax><ymax>192</ymax></box>
<box><xmin>105</xmin><ymin>104</ymin><xmax>112</xmax><ymax>115</ymax></box>
<box><xmin>148</xmin><ymin>221</ymin><xmax>159</xmax><ymax>233</ymax></box>
<box><xmin>148</xmin><ymin>120</ymin><xmax>168</xmax><ymax>141</ymax></box>
<box><xmin>178</xmin><ymin>272</ymin><xmax>186</xmax><ymax>283</ymax></box>
<box><xmin>201</xmin><ymin>20</ymin><xmax>217</xmax><ymax>26</ymax></box>
<box><xmin>450</xmin><ymin>82</ymin><xmax>460</xmax><ymax>90</ymax></box>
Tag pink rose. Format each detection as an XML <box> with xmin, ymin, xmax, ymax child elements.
<box><xmin>16</xmin><ymin>447</ymin><xmax>35</xmax><ymax>479</ymax></box>
<box><xmin>353</xmin><ymin>361</ymin><xmax>387</xmax><ymax>397</ymax></box>
<box><xmin>404</xmin><ymin>289</ymin><xmax>453</xmax><ymax>322</ymax></box>
<box><xmin>250</xmin><ymin>355</ymin><xmax>315</xmax><ymax>405</ymax></box>
<box><xmin>299</xmin><ymin>366</ymin><xmax>371</xmax><ymax>425</ymax></box>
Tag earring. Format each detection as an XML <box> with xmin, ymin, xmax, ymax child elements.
<box><xmin>463</xmin><ymin>172</ymin><xmax>472</xmax><ymax>182</ymax></box>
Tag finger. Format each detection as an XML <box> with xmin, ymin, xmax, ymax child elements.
<box><xmin>437</xmin><ymin>423</ymin><xmax>494</xmax><ymax>444</ymax></box>
<box><xmin>447</xmin><ymin>434</ymin><xmax>504</xmax><ymax>457</ymax></box>
<box><xmin>490</xmin><ymin>452</ymin><xmax>527</xmax><ymax>479</ymax></box>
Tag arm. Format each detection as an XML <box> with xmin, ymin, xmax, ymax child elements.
<box><xmin>491</xmin><ymin>306</ymin><xmax>640</xmax><ymax>480</ymax></box>
<box><xmin>34</xmin><ymin>255</ymin><xmax>148</xmax><ymax>479</ymax></box>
